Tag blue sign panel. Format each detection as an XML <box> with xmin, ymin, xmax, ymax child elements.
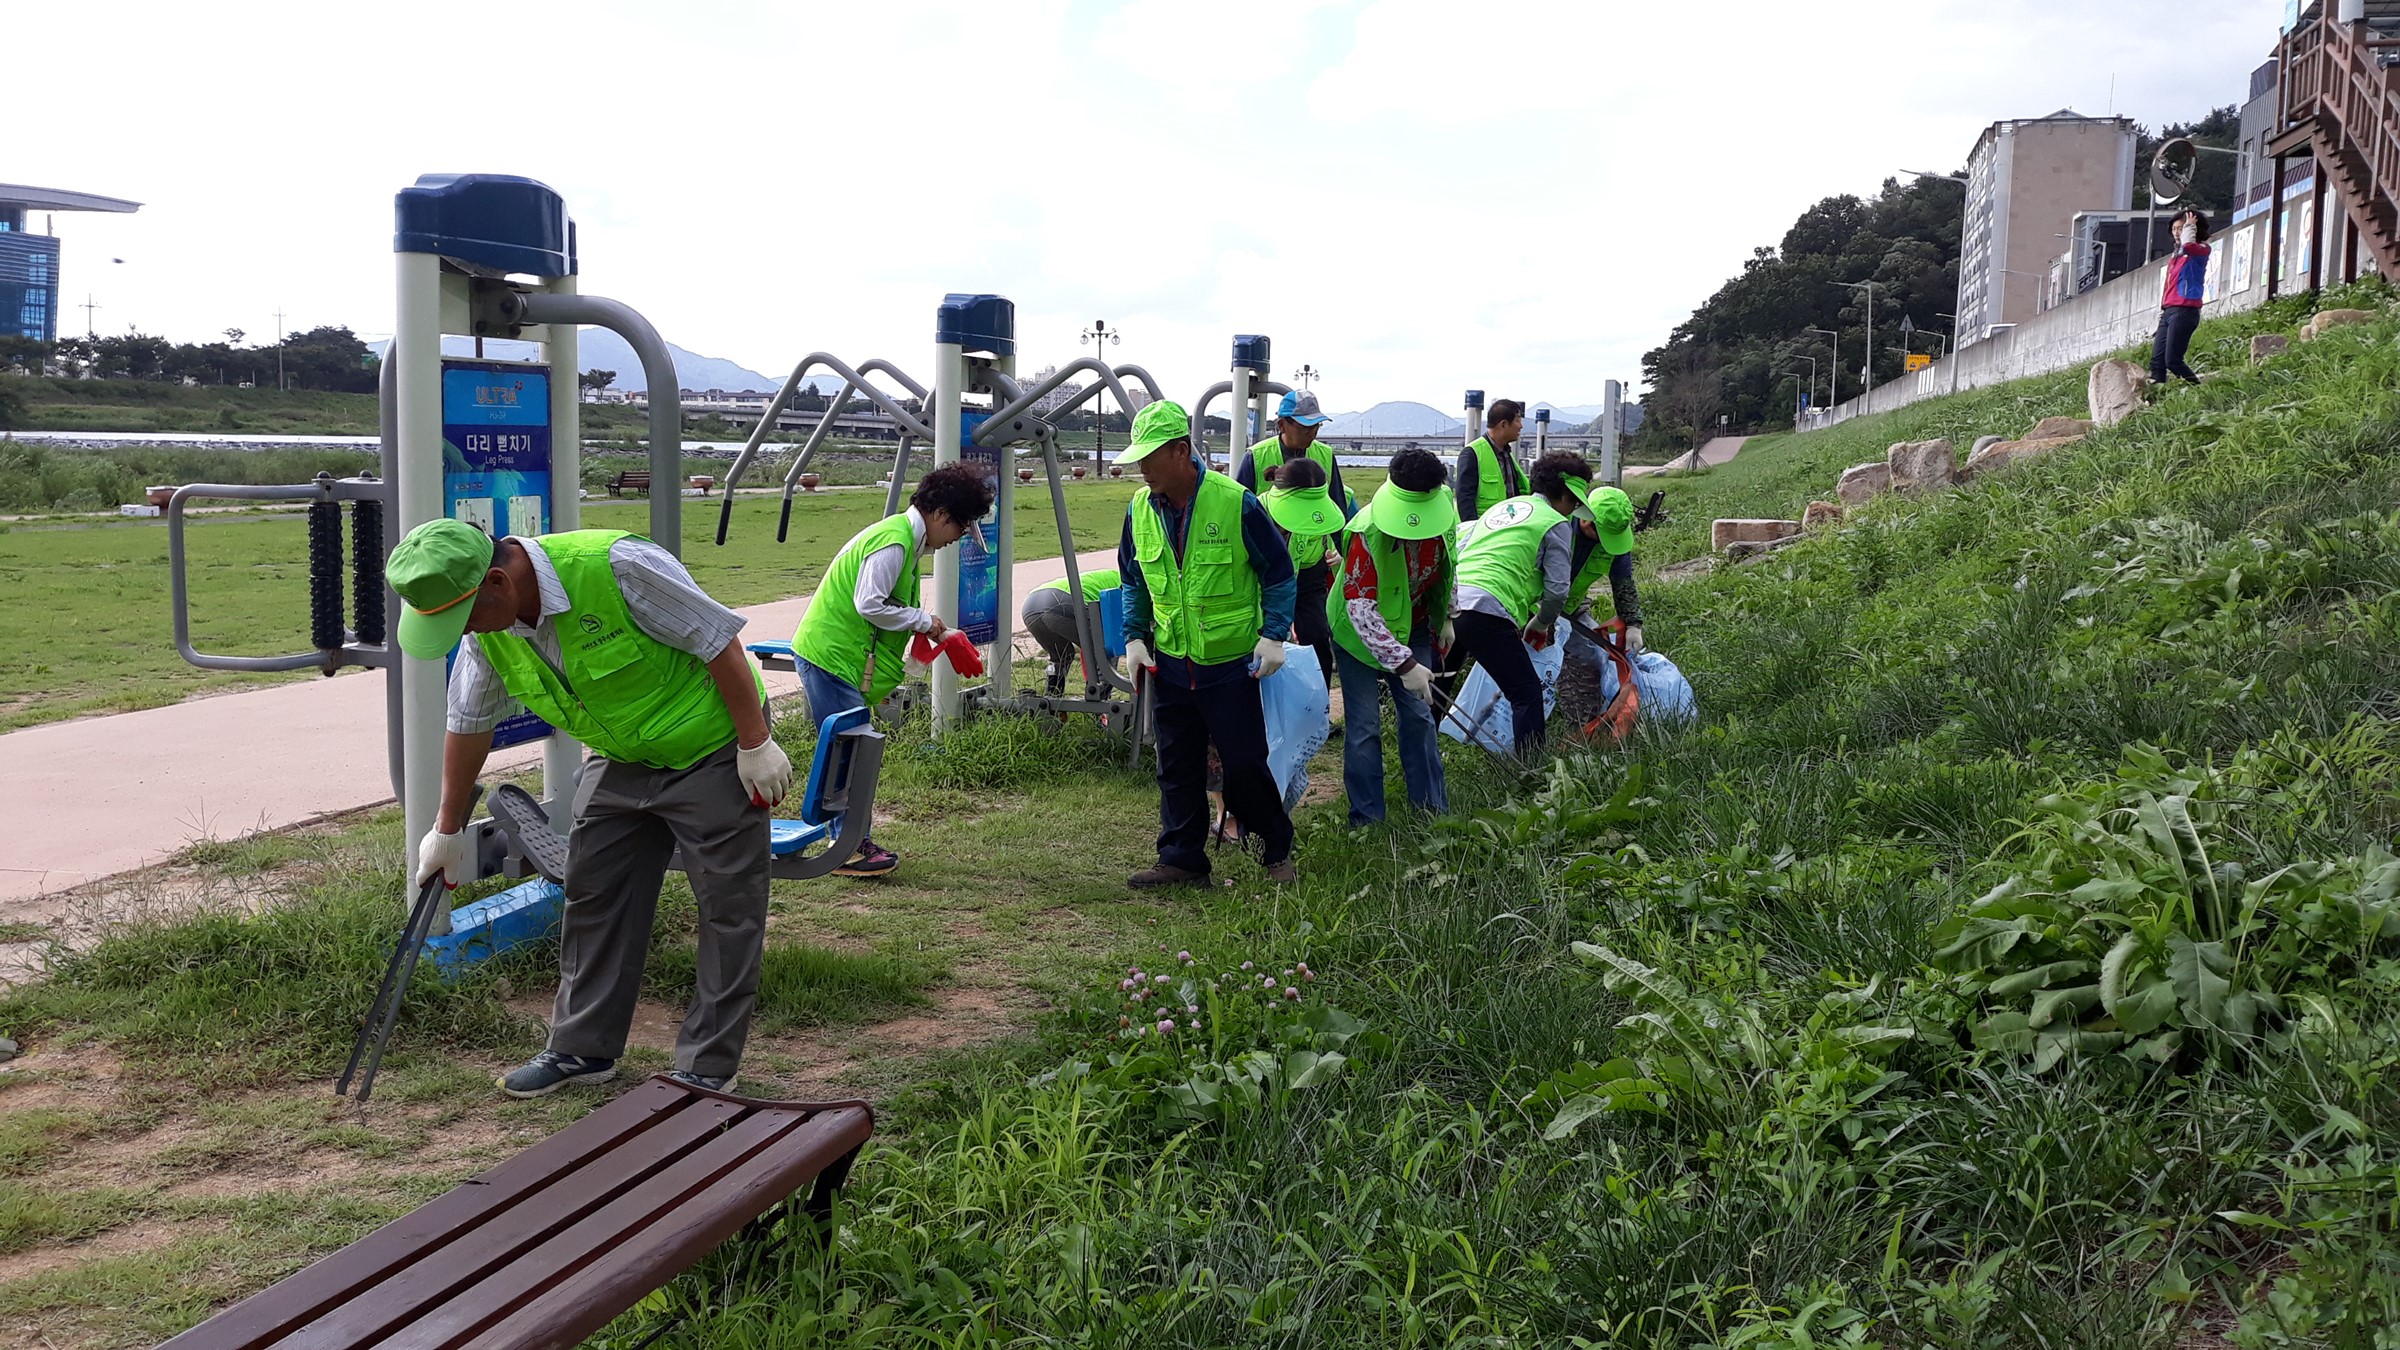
<box><xmin>442</xmin><ymin>358</ymin><xmax>553</xmax><ymax>749</ymax></box>
<box><xmin>956</xmin><ymin>410</ymin><xmax>1001</xmax><ymax>646</ymax></box>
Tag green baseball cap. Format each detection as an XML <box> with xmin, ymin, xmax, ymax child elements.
<box><xmin>389</xmin><ymin>518</ymin><xmax>497</xmax><ymax>659</ymax></box>
<box><xmin>1366</xmin><ymin>481</ymin><xmax>1458</xmax><ymax>541</ymax></box>
<box><xmin>1115</xmin><ymin>399</ymin><xmax>1194</xmax><ymax>465</ymax></box>
<box><xmin>1578</xmin><ymin>480</ymin><xmax>1638</xmax><ymax>555</ymax></box>
<box><xmin>1262</xmin><ymin>483</ymin><xmax>1346</xmax><ymax>536</ymax></box>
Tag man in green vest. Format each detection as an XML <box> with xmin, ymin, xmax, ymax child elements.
<box><xmin>1235</xmin><ymin>388</ymin><xmax>1349</xmax><ymax>509</ymax></box>
<box><xmin>1258</xmin><ymin>456</ymin><xmax>1347</xmax><ymax>682</ymax></box>
<box><xmin>1022</xmin><ymin>566</ymin><xmax>1120</xmax><ymax>695</ymax></box>
<box><xmin>1447</xmin><ymin>448</ymin><xmax>1601</xmax><ymax>755</ymax></box>
<box><xmin>791</xmin><ymin>463</ymin><xmax>996</xmax><ymax>875</ymax></box>
<box><xmin>1328</xmin><ymin>446</ymin><xmax>1457</xmax><ymax>825</ymax></box>
<box><xmin>1115</xmin><ymin>399</ymin><xmax>1300</xmax><ymax>887</ymax></box>
<box><xmin>1454</xmin><ymin>397</ymin><xmax>1529</xmax><ymax>518</ymax></box>
<box><xmin>390</xmin><ymin>518</ymin><xmax>789</xmax><ymax>1099</ymax></box>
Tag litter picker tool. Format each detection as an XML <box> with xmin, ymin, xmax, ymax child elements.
<box><xmin>339</xmin><ymin>785</ymin><xmax>480</xmax><ymax>1103</ymax></box>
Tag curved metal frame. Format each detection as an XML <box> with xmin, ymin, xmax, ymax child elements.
<box><xmin>716</xmin><ymin>353</ymin><xmax>935</xmax><ymax>544</ymax></box>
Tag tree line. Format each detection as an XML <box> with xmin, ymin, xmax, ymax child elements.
<box><xmin>0</xmin><ymin>325</ymin><xmax>382</xmax><ymax>394</ymax></box>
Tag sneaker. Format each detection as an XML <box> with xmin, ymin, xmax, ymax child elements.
<box><xmin>665</xmin><ymin>1069</ymin><xmax>739</xmax><ymax>1094</ymax></box>
<box><xmin>1128</xmin><ymin>862</ymin><xmax>1210</xmax><ymax>889</ymax></box>
<box><xmin>833</xmin><ymin>840</ymin><xmax>899</xmax><ymax>877</ymax></box>
<box><xmin>497</xmin><ymin>1051</ymin><xmax>616</xmax><ymax>1099</ymax></box>
<box><xmin>1264</xmin><ymin>858</ymin><xmax>1298</xmax><ymax>885</ymax></box>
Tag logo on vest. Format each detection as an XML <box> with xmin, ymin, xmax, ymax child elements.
<box><xmin>579</xmin><ymin>614</ymin><xmax>604</xmax><ymax>635</ymax></box>
<box><xmin>1488</xmin><ymin>499</ymin><xmax>1536</xmax><ymax>528</ymax></box>
<box><xmin>1205</xmin><ymin>521</ymin><xmax>1222</xmax><ymax>538</ymax></box>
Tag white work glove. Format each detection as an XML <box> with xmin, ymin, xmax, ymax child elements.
<box><xmin>1126</xmin><ymin>638</ymin><xmax>1157</xmax><ymax>672</ymax></box>
<box><xmin>1251</xmin><ymin>636</ymin><xmax>1286</xmax><ymax>680</ymax></box>
<box><xmin>415</xmin><ymin>827</ymin><xmax>473</xmax><ymax>889</ymax></box>
<box><xmin>1399</xmin><ymin>663</ymin><xmax>1434</xmax><ymax>700</ymax></box>
<box><xmin>737</xmin><ymin>735</ymin><xmax>794</xmax><ymax>807</ymax></box>
<box><xmin>1439</xmin><ymin>620</ymin><xmax>1455</xmax><ymax>652</ymax></box>
<box><xmin>1624</xmin><ymin>624</ymin><xmax>1645</xmax><ymax>655</ymax></box>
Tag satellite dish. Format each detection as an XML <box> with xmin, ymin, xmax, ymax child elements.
<box><xmin>2151</xmin><ymin>137</ymin><xmax>2199</xmax><ymax>206</ymax></box>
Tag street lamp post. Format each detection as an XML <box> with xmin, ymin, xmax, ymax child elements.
<box><xmin>1785</xmin><ymin>355</ymin><xmax>1817</xmax><ymax>424</ymax></box>
<box><xmin>1294</xmin><ymin>364</ymin><xmax>1320</xmax><ymax>391</ymax></box>
<box><xmin>1804</xmin><ymin>326</ymin><xmax>1841</xmax><ymax>405</ymax></box>
<box><xmin>1781</xmin><ymin>369</ymin><xmax>1813</xmax><ymax>425</ymax></box>
<box><xmin>1835</xmin><ymin>281</ymin><xmax>1882</xmax><ymax>398</ymax></box>
<box><xmin>1078</xmin><ymin>319</ymin><xmax>1121</xmax><ymax>463</ymax></box>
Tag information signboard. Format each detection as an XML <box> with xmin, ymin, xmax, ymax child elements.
<box><xmin>956</xmin><ymin>410</ymin><xmax>1002</xmax><ymax>646</ymax></box>
<box><xmin>441</xmin><ymin>358</ymin><xmax>553</xmax><ymax>749</ymax></box>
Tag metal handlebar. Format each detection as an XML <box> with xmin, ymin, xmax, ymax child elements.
<box><xmin>168</xmin><ymin>475</ymin><xmax>395</xmax><ymax>674</ymax></box>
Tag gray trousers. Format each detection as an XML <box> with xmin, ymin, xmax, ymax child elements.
<box><xmin>549</xmin><ymin>740</ymin><xmax>769</xmax><ymax>1078</ymax></box>
<box><xmin>1021</xmin><ymin>587</ymin><xmax>1086</xmax><ymax>692</ymax></box>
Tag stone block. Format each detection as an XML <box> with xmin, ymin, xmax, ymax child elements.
<box><xmin>1656</xmin><ymin>555</ymin><xmax>1720</xmax><ymax>583</ymax></box>
<box><xmin>2302</xmin><ymin>307</ymin><xmax>2373</xmax><ymax>339</ymax></box>
<box><xmin>1835</xmin><ymin>461</ymin><xmax>1891</xmax><ymax>505</ymax></box>
<box><xmin>2027</xmin><ymin>416</ymin><xmax>2094</xmax><ymax>440</ymax></box>
<box><xmin>1886</xmin><ymin>438</ymin><xmax>1956</xmax><ymax>493</ymax></box>
<box><xmin>1802</xmin><ymin>500</ymin><xmax>1845</xmax><ymax>529</ymax></box>
<box><xmin>1727</xmin><ymin>534</ymin><xmax>1806</xmax><ymax>564</ymax></box>
<box><xmin>1958</xmin><ymin>434</ymin><xmax>2079</xmax><ymax>481</ymax></box>
<box><xmin>2088</xmin><ymin>358</ymin><xmax>2149</xmax><ymax>427</ymax></box>
<box><xmin>1712</xmin><ymin>518</ymin><xmax>1802</xmax><ymax>552</ymax></box>
<box><xmin>2250</xmin><ymin>333</ymin><xmax>2289</xmax><ymax>364</ymax></box>
<box><xmin>1970</xmin><ymin>435</ymin><xmax>2005</xmax><ymax>457</ymax></box>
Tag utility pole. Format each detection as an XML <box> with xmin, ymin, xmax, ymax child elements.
<box><xmin>1078</xmin><ymin>318</ymin><xmax>1120</xmax><ymax>463</ymax></box>
<box><xmin>80</xmin><ymin>294</ymin><xmax>100</xmax><ymax>338</ymax></box>
<box><xmin>274</xmin><ymin>306</ymin><xmax>288</xmax><ymax>393</ymax></box>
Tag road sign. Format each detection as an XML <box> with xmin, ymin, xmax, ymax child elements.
<box><xmin>1904</xmin><ymin>353</ymin><xmax>1933</xmax><ymax>372</ymax></box>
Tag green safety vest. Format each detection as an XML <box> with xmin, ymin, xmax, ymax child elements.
<box><xmin>1328</xmin><ymin>523</ymin><xmax>1454</xmax><ymax>667</ymax></box>
<box><xmin>1465</xmin><ymin>436</ymin><xmax>1525</xmax><ymax>518</ymax></box>
<box><xmin>1287</xmin><ymin>519</ymin><xmax>1340</xmax><ymax>575</ymax></box>
<box><xmin>1245</xmin><ymin>433</ymin><xmax>1338</xmax><ymax>489</ymax></box>
<box><xmin>1453</xmin><ymin>496</ymin><xmax>1566</xmax><ymax>628</ymax></box>
<box><xmin>1035</xmin><ymin>568</ymin><xmax>1120</xmax><ymax>601</ymax></box>
<box><xmin>476</xmin><ymin>531</ymin><xmax>755</xmax><ymax>771</ymax></box>
<box><xmin>1129</xmin><ymin>471</ymin><xmax>1262</xmax><ymax>664</ymax></box>
<box><xmin>794</xmin><ymin>512</ymin><xmax>921</xmax><ymax>704</ymax></box>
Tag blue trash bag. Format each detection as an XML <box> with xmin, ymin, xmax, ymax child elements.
<box><xmin>1440</xmin><ymin>622</ymin><xmax>1566</xmax><ymax>754</ymax></box>
<box><xmin>1258</xmin><ymin>641</ymin><xmax>1330</xmax><ymax>810</ymax></box>
<box><xmin>1593</xmin><ymin>644</ymin><xmax>1700</xmax><ymax>726</ymax></box>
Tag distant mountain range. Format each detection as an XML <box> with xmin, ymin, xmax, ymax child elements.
<box><xmin>369</xmin><ymin>331</ymin><xmax>788</xmax><ymax>394</ymax></box>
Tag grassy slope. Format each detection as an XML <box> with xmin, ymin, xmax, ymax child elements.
<box><xmin>0</xmin><ymin>483</ymin><xmax>1136</xmax><ymax>731</ymax></box>
<box><xmin>12</xmin><ymin>286</ymin><xmax>2400</xmax><ymax>1345</ymax></box>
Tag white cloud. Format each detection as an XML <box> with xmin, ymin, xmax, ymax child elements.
<box><xmin>13</xmin><ymin>0</ymin><xmax>2278</xmax><ymax>409</ymax></box>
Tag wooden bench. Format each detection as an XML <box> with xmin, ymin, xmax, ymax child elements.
<box><xmin>605</xmin><ymin>470</ymin><xmax>651</xmax><ymax>497</ymax></box>
<box><xmin>159</xmin><ymin>1077</ymin><xmax>872</xmax><ymax>1349</ymax></box>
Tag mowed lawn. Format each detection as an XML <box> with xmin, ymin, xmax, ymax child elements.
<box><xmin>0</xmin><ymin>483</ymin><xmax>1137</xmax><ymax>731</ymax></box>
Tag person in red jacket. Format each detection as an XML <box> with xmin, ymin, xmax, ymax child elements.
<box><xmin>2150</xmin><ymin>209</ymin><xmax>2211</xmax><ymax>386</ymax></box>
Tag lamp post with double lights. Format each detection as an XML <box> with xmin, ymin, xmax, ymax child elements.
<box><xmin>1078</xmin><ymin>319</ymin><xmax>1120</xmax><ymax>463</ymax></box>
<box><xmin>1803</xmin><ymin>325</ymin><xmax>1841</xmax><ymax>404</ymax></box>
<box><xmin>1293</xmin><ymin>363</ymin><xmax>1319</xmax><ymax>391</ymax></box>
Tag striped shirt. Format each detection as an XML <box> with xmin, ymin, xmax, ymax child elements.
<box><xmin>446</xmin><ymin>536</ymin><xmax>747</xmax><ymax>734</ymax></box>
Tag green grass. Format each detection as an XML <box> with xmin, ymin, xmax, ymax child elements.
<box><xmin>0</xmin><ymin>482</ymin><xmax>1136</xmax><ymax>731</ymax></box>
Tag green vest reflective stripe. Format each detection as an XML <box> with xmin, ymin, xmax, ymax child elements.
<box><xmin>1130</xmin><ymin>471</ymin><xmax>1261</xmax><ymax>664</ymax></box>
<box><xmin>794</xmin><ymin>513</ymin><xmax>921</xmax><ymax>704</ymax></box>
<box><xmin>1328</xmin><ymin>524</ymin><xmax>1454</xmax><ymax>667</ymax></box>
<box><xmin>1453</xmin><ymin>496</ymin><xmax>1566</xmax><ymax>627</ymax></box>
<box><xmin>1035</xmin><ymin>568</ymin><xmax>1119</xmax><ymax>601</ymax></box>
<box><xmin>475</xmin><ymin>531</ymin><xmax>752</xmax><ymax>771</ymax></box>
<box><xmin>1466</xmin><ymin>436</ymin><xmax>1523</xmax><ymax>518</ymax></box>
<box><xmin>1244</xmin><ymin>434</ymin><xmax>1336</xmax><ymax>488</ymax></box>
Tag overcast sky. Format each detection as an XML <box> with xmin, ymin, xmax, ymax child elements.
<box><xmin>15</xmin><ymin>1</ymin><xmax>2274</xmax><ymax>411</ymax></box>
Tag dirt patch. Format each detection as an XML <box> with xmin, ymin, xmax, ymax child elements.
<box><xmin>0</xmin><ymin>1219</ymin><xmax>203</xmax><ymax>1286</ymax></box>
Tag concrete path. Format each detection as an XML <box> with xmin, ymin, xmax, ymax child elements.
<box><xmin>0</xmin><ymin>549</ymin><xmax>1115</xmax><ymax>903</ymax></box>
<box><xmin>1625</xmin><ymin>435</ymin><xmax>1747</xmax><ymax>477</ymax></box>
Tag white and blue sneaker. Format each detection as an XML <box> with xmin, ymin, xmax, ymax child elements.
<box><xmin>497</xmin><ymin>1051</ymin><xmax>617</xmax><ymax>1099</ymax></box>
<box><xmin>665</xmin><ymin>1069</ymin><xmax>739</xmax><ymax>1094</ymax></box>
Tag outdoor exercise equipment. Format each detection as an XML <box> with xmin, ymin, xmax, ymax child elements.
<box><xmin>1188</xmin><ymin>334</ymin><xmax>1289</xmax><ymax>476</ymax></box>
<box><xmin>718</xmin><ymin>296</ymin><xmax>1173</xmax><ymax>738</ymax></box>
<box><xmin>1533</xmin><ymin>406</ymin><xmax>1550</xmax><ymax>455</ymax></box>
<box><xmin>162</xmin><ymin>173</ymin><xmax>887</xmax><ymax>951</ymax></box>
<box><xmin>1463</xmin><ymin>388</ymin><xmax>1485</xmax><ymax>443</ymax></box>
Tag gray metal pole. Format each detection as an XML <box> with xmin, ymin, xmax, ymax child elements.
<box><xmin>517</xmin><ymin>293</ymin><xmax>684</xmax><ymax>555</ymax></box>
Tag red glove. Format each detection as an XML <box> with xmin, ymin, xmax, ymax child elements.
<box><xmin>909</xmin><ymin>630</ymin><xmax>986</xmax><ymax>678</ymax></box>
<box><xmin>1522</xmin><ymin>623</ymin><xmax>1552</xmax><ymax>652</ymax></box>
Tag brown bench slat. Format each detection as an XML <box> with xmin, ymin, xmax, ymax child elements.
<box><xmin>269</xmin><ymin>1095</ymin><xmax>746</xmax><ymax>1349</ymax></box>
<box><xmin>382</xmin><ymin>1106</ymin><xmax>821</xmax><ymax>1349</ymax></box>
<box><xmin>158</xmin><ymin>1080</ymin><xmax>713</xmax><ymax>1350</ymax></box>
<box><xmin>457</xmin><ymin>1106</ymin><xmax>872</xmax><ymax>1350</ymax></box>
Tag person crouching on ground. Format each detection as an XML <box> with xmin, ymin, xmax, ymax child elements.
<box><xmin>392</xmin><ymin>518</ymin><xmax>789</xmax><ymax>1098</ymax></box>
<box><xmin>1258</xmin><ymin>456</ymin><xmax>1346</xmax><ymax>684</ymax></box>
<box><xmin>1446</xmin><ymin>450</ymin><xmax>1602</xmax><ymax>756</ymax></box>
<box><xmin>1022</xmin><ymin>566</ymin><xmax>1119</xmax><ymax>695</ymax></box>
<box><xmin>1329</xmin><ymin>446</ymin><xmax>1458</xmax><ymax>826</ymax></box>
<box><xmin>2151</xmin><ymin>208</ymin><xmax>2211</xmax><ymax>387</ymax></box>
<box><xmin>791</xmin><ymin>463</ymin><xmax>995</xmax><ymax>876</ymax></box>
<box><xmin>1115</xmin><ymin>399</ymin><xmax>1300</xmax><ymax>888</ymax></box>
<box><xmin>1557</xmin><ymin>461</ymin><xmax>1643</xmax><ymax>651</ymax></box>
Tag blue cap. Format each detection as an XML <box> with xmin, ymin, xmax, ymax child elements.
<box><xmin>1276</xmin><ymin>389</ymin><xmax>1329</xmax><ymax>426</ymax></box>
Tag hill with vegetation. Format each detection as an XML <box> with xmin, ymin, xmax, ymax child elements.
<box><xmin>4</xmin><ymin>285</ymin><xmax>2399</xmax><ymax>1344</ymax></box>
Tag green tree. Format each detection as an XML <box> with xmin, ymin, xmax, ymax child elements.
<box><xmin>579</xmin><ymin>368</ymin><xmax>618</xmax><ymax>395</ymax></box>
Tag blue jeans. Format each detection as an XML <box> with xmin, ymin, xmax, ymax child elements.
<box><xmin>1334</xmin><ymin>636</ymin><xmax>1447</xmax><ymax>826</ymax></box>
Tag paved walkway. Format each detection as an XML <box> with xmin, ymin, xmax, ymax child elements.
<box><xmin>0</xmin><ymin>549</ymin><xmax>1114</xmax><ymax>903</ymax></box>
<box><xmin>1625</xmin><ymin>435</ymin><xmax>1747</xmax><ymax>477</ymax></box>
